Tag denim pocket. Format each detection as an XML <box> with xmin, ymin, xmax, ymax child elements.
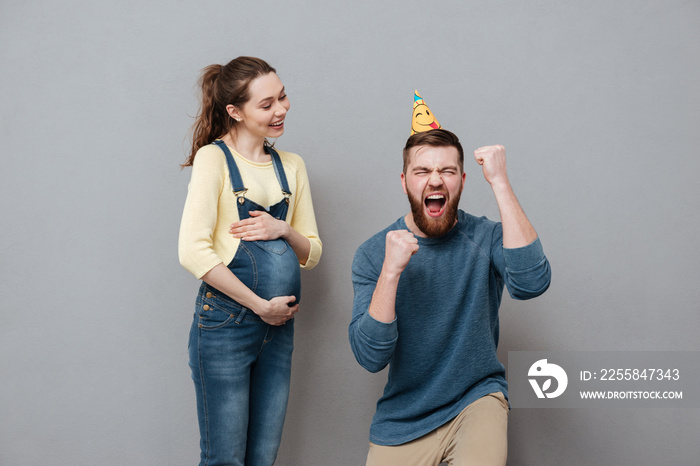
<box><xmin>253</xmin><ymin>238</ymin><xmax>288</xmax><ymax>255</ymax></box>
<box><xmin>198</xmin><ymin>307</ymin><xmax>237</xmax><ymax>330</ymax></box>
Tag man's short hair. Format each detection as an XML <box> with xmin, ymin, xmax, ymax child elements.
<box><xmin>402</xmin><ymin>128</ymin><xmax>464</xmax><ymax>174</ymax></box>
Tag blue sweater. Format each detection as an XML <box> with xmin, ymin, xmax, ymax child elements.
<box><xmin>349</xmin><ymin>210</ymin><xmax>551</xmax><ymax>445</ymax></box>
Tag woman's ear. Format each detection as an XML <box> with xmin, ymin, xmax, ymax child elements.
<box><xmin>226</xmin><ymin>104</ymin><xmax>241</xmax><ymax>122</ymax></box>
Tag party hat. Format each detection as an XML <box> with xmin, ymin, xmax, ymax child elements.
<box><xmin>411</xmin><ymin>90</ymin><xmax>441</xmax><ymax>135</ymax></box>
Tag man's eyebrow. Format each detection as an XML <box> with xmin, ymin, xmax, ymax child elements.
<box><xmin>411</xmin><ymin>164</ymin><xmax>459</xmax><ymax>171</ymax></box>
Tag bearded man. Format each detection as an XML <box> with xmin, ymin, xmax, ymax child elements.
<box><xmin>349</xmin><ymin>128</ymin><xmax>551</xmax><ymax>466</ymax></box>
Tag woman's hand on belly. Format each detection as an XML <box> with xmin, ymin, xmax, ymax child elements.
<box><xmin>229</xmin><ymin>210</ymin><xmax>312</xmax><ymax>264</ymax></box>
<box><xmin>253</xmin><ymin>295</ymin><xmax>298</xmax><ymax>326</ymax></box>
<box><xmin>202</xmin><ymin>264</ymin><xmax>298</xmax><ymax>326</ymax></box>
<box><xmin>229</xmin><ymin>210</ymin><xmax>288</xmax><ymax>241</ymax></box>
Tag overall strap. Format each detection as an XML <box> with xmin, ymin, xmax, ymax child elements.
<box><xmin>213</xmin><ymin>140</ymin><xmax>247</xmax><ymax>200</ymax></box>
<box><xmin>266</xmin><ymin>146</ymin><xmax>292</xmax><ymax>204</ymax></box>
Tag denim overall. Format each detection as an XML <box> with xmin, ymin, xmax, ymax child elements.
<box><xmin>189</xmin><ymin>141</ymin><xmax>300</xmax><ymax>466</ymax></box>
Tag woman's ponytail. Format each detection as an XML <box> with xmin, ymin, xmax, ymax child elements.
<box><xmin>184</xmin><ymin>65</ymin><xmax>226</xmax><ymax>166</ymax></box>
<box><xmin>182</xmin><ymin>57</ymin><xmax>276</xmax><ymax>167</ymax></box>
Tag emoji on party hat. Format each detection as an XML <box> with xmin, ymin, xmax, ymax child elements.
<box><xmin>411</xmin><ymin>90</ymin><xmax>441</xmax><ymax>135</ymax></box>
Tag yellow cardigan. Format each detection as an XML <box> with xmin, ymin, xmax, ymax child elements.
<box><xmin>178</xmin><ymin>143</ymin><xmax>322</xmax><ymax>279</ymax></box>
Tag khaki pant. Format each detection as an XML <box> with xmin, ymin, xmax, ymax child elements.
<box><xmin>366</xmin><ymin>392</ymin><xmax>508</xmax><ymax>466</ymax></box>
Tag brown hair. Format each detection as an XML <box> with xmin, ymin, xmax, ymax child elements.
<box><xmin>182</xmin><ymin>56</ymin><xmax>276</xmax><ymax>167</ymax></box>
<box><xmin>402</xmin><ymin>128</ymin><xmax>464</xmax><ymax>173</ymax></box>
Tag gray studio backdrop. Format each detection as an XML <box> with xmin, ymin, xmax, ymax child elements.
<box><xmin>2</xmin><ymin>1</ymin><xmax>699</xmax><ymax>465</ymax></box>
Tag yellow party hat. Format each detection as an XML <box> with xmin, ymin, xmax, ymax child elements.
<box><xmin>411</xmin><ymin>90</ymin><xmax>441</xmax><ymax>135</ymax></box>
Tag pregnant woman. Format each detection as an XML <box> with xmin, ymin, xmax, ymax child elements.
<box><xmin>178</xmin><ymin>56</ymin><xmax>322</xmax><ymax>465</ymax></box>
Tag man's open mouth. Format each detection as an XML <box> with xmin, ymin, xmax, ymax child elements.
<box><xmin>424</xmin><ymin>193</ymin><xmax>446</xmax><ymax>218</ymax></box>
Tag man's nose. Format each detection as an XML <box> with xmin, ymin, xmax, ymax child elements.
<box><xmin>428</xmin><ymin>170</ymin><xmax>443</xmax><ymax>186</ymax></box>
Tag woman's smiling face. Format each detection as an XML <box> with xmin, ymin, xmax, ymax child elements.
<box><xmin>233</xmin><ymin>72</ymin><xmax>290</xmax><ymax>139</ymax></box>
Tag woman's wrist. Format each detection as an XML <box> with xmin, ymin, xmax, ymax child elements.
<box><xmin>248</xmin><ymin>295</ymin><xmax>269</xmax><ymax>316</ymax></box>
<box><xmin>279</xmin><ymin>220</ymin><xmax>292</xmax><ymax>240</ymax></box>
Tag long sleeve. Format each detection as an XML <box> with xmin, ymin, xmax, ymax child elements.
<box><xmin>288</xmin><ymin>156</ymin><xmax>322</xmax><ymax>270</ymax></box>
<box><xmin>349</xmin><ymin>239</ymin><xmax>399</xmax><ymax>373</ymax></box>
<box><xmin>490</xmin><ymin>224</ymin><xmax>551</xmax><ymax>300</ymax></box>
<box><xmin>178</xmin><ymin>147</ymin><xmax>228</xmax><ymax>279</ymax></box>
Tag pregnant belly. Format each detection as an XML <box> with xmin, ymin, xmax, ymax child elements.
<box><xmin>228</xmin><ymin>239</ymin><xmax>302</xmax><ymax>304</ymax></box>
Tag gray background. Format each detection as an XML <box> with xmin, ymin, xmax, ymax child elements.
<box><xmin>2</xmin><ymin>1</ymin><xmax>698</xmax><ymax>465</ymax></box>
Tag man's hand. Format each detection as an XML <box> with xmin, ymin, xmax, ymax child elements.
<box><xmin>383</xmin><ymin>230</ymin><xmax>419</xmax><ymax>276</ymax></box>
<box><xmin>366</xmin><ymin>230</ymin><xmax>419</xmax><ymax>324</ymax></box>
<box><xmin>474</xmin><ymin>145</ymin><xmax>508</xmax><ymax>187</ymax></box>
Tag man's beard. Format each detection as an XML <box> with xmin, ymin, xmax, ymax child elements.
<box><xmin>407</xmin><ymin>189</ymin><xmax>461</xmax><ymax>238</ymax></box>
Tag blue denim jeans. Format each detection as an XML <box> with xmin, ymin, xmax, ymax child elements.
<box><xmin>189</xmin><ymin>282</ymin><xmax>294</xmax><ymax>466</ymax></box>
